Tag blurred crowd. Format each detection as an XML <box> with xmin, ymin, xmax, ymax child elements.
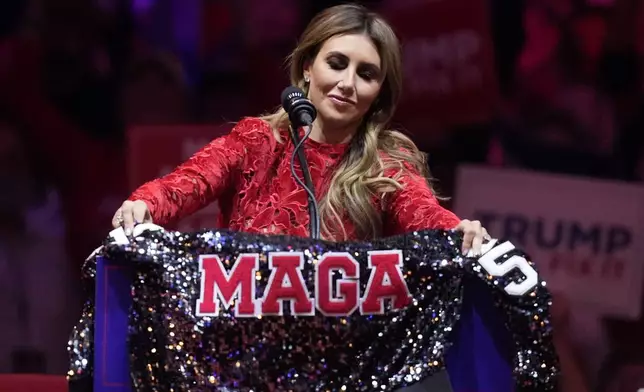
<box><xmin>0</xmin><ymin>0</ymin><xmax>643</xmax><ymax>390</ymax></box>
<box><xmin>493</xmin><ymin>0</ymin><xmax>644</xmax><ymax>181</ymax></box>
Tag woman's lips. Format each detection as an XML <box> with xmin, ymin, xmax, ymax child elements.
<box><xmin>328</xmin><ymin>94</ymin><xmax>355</xmax><ymax>106</ymax></box>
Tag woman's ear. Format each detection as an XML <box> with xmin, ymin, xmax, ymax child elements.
<box><xmin>302</xmin><ymin>60</ymin><xmax>312</xmax><ymax>83</ymax></box>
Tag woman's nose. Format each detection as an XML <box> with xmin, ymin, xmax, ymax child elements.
<box><xmin>337</xmin><ymin>72</ymin><xmax>356</xmax><ymax>93</ymax></box>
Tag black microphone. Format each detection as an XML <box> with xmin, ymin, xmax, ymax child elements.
<box><xmin>281</xmin><ymin>86</ymin><xmax>321</xmax><ymax>239</ymax></box>
<box><xmin>281</xmin><ymin>86</ymin><xmax>317</xmax><ymax>128</ymax></box>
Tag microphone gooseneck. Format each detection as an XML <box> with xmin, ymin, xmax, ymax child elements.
<box><xmin>281</xmin><ymin>86</ymin><xmax>321</xmax><ymax>240</ymax></box>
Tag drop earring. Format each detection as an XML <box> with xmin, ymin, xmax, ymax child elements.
<box><xmin>304</xmin><ymin>75</ymin><xmax>310</xmax><ymax>83</ymax></box>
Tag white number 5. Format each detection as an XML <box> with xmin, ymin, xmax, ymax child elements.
<box><xmin>477</xmin><ymin>240</ymin><xmax>539</xmax><ymax>296</ymax></box>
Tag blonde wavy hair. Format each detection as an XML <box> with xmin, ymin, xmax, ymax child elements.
<box><xmin>262</xmin><ymin>4</ymin><xmax>437</xmax><ymax>241</ymax></box>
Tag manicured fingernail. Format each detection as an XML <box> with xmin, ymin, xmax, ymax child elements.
<box><xmin>462</xmin><ymin>248</ymin><xmax>470</xmax><ymax>255</ymax></box>
<box><xmin>125</xmin><ymin>228</ymin><xmax>132</xmax><ymax>236</ymax></box>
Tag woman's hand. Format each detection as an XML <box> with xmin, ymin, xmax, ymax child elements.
<box><xmin>454</xmin><ymin>219</ymin><xmax>490</xmax><ymax>256</ymax></box>
<box><xmin>112</xmin><ymin>200</ymin><xmax>153</xmax><ymax>233</ymax></box>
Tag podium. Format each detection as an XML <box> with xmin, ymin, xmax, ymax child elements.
<box><xmin>83</xmin><ymin>228</ymin><xmax>556</xmax><ymax>391</ymax></box>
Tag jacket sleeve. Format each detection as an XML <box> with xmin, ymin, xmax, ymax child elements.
<box><xmin>128</xmin><ymin>117</ymin><xmax>273</xmax><ymax>225</ymax></box>
<box><xmin>385</xmin><ymin>163</ymin><xmax>461</xmax><ymax>234</ymax></box>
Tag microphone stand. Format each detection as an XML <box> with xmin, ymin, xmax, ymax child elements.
<box><xmin>288</xmin><ymin>123</ymin><xmax>321</xmax><ymax>240</ymax></box>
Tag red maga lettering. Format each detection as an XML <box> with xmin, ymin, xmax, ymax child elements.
<box><xmin>360</xmin><ymin>251</ymin><xmax>412</xmax><ymax>314</ymax></box>
<box><xmin>196</xmin><ymin>254</ymin><xmax>259</xmax><ymax>317</ymax></box>
<box><xmin>260</xmin><ymin>252</ymin><xmax>314</xmax><ymax>316</ymax></box>
<box><xmin>196</xmin><ymin>251</ymin><xmax>412</xmax><ymax>317</ymax></box>
<box><xmin>315</xmin><ymin>252</ymin><xmax>360</xmax><ymax>316</ymax></box>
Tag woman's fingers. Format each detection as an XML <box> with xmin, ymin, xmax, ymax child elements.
<box><xmin>111</xmin><ymin>200</ymin><xmax>151</xmax><ymax>234</ymax></box>
<box><xmin>120</xmin><ymin>201</ymin><xmax>136</xmax><ymax>232</ymax></box>
<box><xmin>455</xmin><ymin>219</ymin><xmax>485</xmax><ymax>256</ymax></box>
<box><xmin>131</xmin><ymin>201</ymin><xmax>149</xmax><ymax>225</ymax></box>
<box><xmin>111</xmin><ymin>207</ymin><xmax>124</xmax><ymax>229</ymax></box>
<box><xmin>470</xmin><ymin>220</ymin><xmax>483</xmax><ymax>255</ymax></box>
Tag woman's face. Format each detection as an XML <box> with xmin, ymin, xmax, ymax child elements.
<box><xmin>304</xmin><ymin>34</ymin><xmax>384</xmax><ymax>131</ymax></box>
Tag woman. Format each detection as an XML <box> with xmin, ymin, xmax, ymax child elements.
<box><xmin>113</xmin><ymin>4</ymin><xmax>489</xmax><ymax>255</ymax></box>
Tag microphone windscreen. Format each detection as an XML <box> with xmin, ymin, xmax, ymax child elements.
<box><xmin>281</xmin><ymin>86</ymin><xmax>306</xmax><ymax>111</ymax></box>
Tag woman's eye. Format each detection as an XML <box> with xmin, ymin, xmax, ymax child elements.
<box><xmin>360</xmin><ymin>71</ymin><xmax>374</xmax><ymax>80</ymax></box>
<box><xmin>328</xmin><ymin>60</ymin><xmax>345</xmax><ymax>70</ymax></box>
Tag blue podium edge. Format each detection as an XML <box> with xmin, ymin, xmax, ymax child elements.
<box><xmin>94</xmin><ymin>256</ymin><xmax>132</xmax><ymax>392</ymax></box>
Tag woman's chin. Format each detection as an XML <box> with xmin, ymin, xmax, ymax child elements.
<box><xmin>318</xmin><ymin>111</ymin><xmax>357</xmax><ymax>129</ymax></box>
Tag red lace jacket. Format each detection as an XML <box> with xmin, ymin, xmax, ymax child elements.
<box><xmin>129</xmin><ymin>117</ymin><xmax>460</xmax><ymax>240</ymax></box>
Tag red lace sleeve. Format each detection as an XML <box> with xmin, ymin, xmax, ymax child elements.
<box><xmin>385</xmin><ymin>163</ymin><xmax>461</xmax><ymax>235</ymax></box>
<box><xmin>129</xmin><ymin>117</ymin><xmax>274</xmax><ymax>225</ymax></box>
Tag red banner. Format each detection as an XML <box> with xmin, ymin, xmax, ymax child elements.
<box><xmin>382</xmin><ymin>0</ymin><xmax>499</xmax><ymax>132</ymax></box>
<box><xmin>127</xmin><ymin>123</ymin><xmax>233</xmax><ymax>231</ymax></box>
